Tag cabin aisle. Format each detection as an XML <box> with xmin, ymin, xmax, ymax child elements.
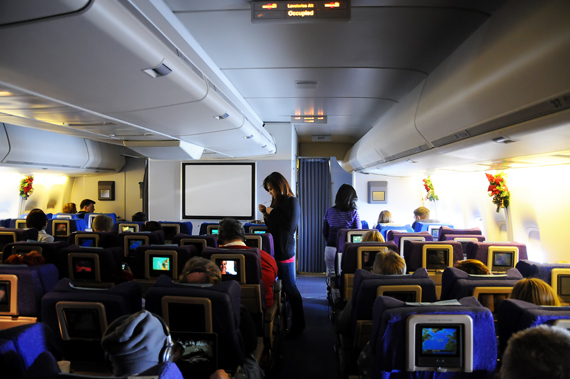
<box><xmin>271</xmin><ymin>274</ymin><xmax>339</xmax><ymax>379</ymax></box>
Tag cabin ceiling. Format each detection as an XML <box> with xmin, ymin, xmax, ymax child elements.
<box><xmin>165</xmin><ymin>0</ymin><xmax>505</xmax><ymax>143</ymax></box>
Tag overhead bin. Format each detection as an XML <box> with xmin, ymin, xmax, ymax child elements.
<box><xmin>343</xmin><ymin>0</ymin><xmax>570</xmax><ymax>173</ymax></box>
<box><xmin>415</xmin><ymin>0</ymin><xmax>570</xmax><ymax>147</ymax></box>
<box><xmin>342</xmin><ymin>81</ymin><xmax>430</xmax><ymax>172</ymax></box>
<box><xmin>0</xmin><ymin>123</ymin><xmax>127</xmax><ymax>172</ymax></box>
<box><xmin>0</xmin><ymin>0</ymin><xmax>275</xmax><ymax>157</ymax></box>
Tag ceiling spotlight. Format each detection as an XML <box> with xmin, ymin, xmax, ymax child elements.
<box><xmin>214</xmin><ymin>112</ymin><xmax>230</xmax><ymax>120</ymax></box>
<box><xmin>291</xmin><ymin>115</ymin><xmax>327</xmax><ymax>124</ymax></box>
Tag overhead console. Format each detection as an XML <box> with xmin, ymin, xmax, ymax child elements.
<box><xmin>0</xmin><ymin>0</ymin><xmax>275</xmax><ymax>159</ymax></box>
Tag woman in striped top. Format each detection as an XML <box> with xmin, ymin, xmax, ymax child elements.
<box><xmin>322</xmin><ymin>184</ymin><xmax>361</xmax><ymax>276</ymax></box>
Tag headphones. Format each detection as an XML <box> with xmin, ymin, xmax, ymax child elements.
<box><xmin>154</xmin><ymin>313</ymin><xmax>175</xmax><ymax>363</ymax></box>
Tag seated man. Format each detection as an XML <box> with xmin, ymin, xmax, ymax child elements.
<box><xmin>102</xmin><ymin>309</ymin><xmax>229</xmax><ymax>379</ymax></box>
<box><xmin>411</xmin><ymin>206</ymin><xmax>439</xmax><ymax>229</ymax></box>
<box><xmin>217</xmin><ymin>217</ymin><xmax>278</xmax><ymax>308</ymax></box>
<box><xmin>501</xmin><ymin>325</ymin><xmax>570</xmax><ymax>379</ymax></box>
<box><xmin>77</xmin><ymin>199</ymin><xmax>95</xmax><ymax>216</ymax></box>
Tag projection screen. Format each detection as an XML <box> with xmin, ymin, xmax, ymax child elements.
<box><xmin>182</xmin><ymin>162</ymin><xmax>255</xmax><ymax>219</ymax></box>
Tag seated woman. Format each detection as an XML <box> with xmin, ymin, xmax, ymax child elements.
<box><xmin>62</xmin><ymin>202</ymin><xmax>77</xmax><ymax>214</ymax></box>
<box><xmin>26</xmin><ymin>209</ymin><xmax>53</xmax><ymax>243</ymax></box>
<box><xmin>511</xmin><ymin>278</ymin><xmax>561</xmax><ymax>306</ymax></box>
<box><xmin>455</xmin><ymin>259</ymin><xmax>491</xmax><ymax>275</ymax></box>
<box><xmin>361</xmin><ymin>230</ymin><xmax>385</xmax><ymax>243</ymax></box>
<box><xmin>336</xmin><ymin>250</ymin><xmax>405</xmax><ymax>334</ymax></box>
<box><xmin>376</xmin><ymin>210</ymin><xmax>392</xmax><ymax>226</ymax></box>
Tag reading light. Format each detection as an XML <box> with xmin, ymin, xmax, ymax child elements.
<box><xmin>214</xmin><ymin>112</ymin><xmax>230</xmax><ymax>120</ymax></box>
<box><xmin>142</xmin><ymin>62</ymin><xmax>172</xmax><ymax>78</ymax></box>
<box><xmin>0</xmin><ymin>91</ymin><xmax>13</xmax><ymax>96</ymax></box>
<box><xmin>291</xmin><ymin>115</ymin><xmax>327</xmax><ymax>124</ymax></box>
<box><xmin>244</xmin><ymin>135</ymin><xmax>254</xmax><ymax>139</ymax></box>
<box><xmin>493</xmin><ymin>137</ymin><xmax>517</xmax><ymax>144</ymax></box>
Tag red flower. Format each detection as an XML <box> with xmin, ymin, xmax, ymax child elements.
<box><xmin>485</xmin><ymin>173</ymin><xmax>494</xmax><ymax>182</ymax></box>
<box><xmin>488</xmin><ymin>185</ymin><xmax>496</xmax><ymax>192</ymax></box>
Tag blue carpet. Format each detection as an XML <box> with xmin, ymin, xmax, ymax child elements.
<box><xmin>271</xmin><ymin>274</ymin><xmax>339</xmax><ymax>379</ymax></box>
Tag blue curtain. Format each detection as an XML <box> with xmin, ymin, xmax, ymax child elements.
<box><xmin>297</xmin><ymin>158</ymin><xmax>331</xmax><ymax>273</ymax></box>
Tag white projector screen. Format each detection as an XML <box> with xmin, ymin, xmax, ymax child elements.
<box><xmin>182</xmin><ymin>163</ymin><xmax>255</xmax><ymax>219</ymax></box>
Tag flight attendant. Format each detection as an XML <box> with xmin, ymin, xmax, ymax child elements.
<box><xmin>259</xmin><ymin>172</ymin><xmax>305</xmax><ymax>337</ymax></box>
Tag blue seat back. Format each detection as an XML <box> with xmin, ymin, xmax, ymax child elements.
<box><xmin>3</xmin><ymin>241</ymin><xmax>69</xmax><ymax>265</ymax></box>
<box><xmin>370</xmin><ymin>296</ymin><xmax>496</xmax><ymax>378</ymax></box>
<box><xmin>57</xmin><ymin>245</ymin><xmax>123</xmax><ymax>283</ymax></box>
<box><xmin>130</xmin><ymin>245</ymin><xmax>198</xmax><ymax>280</ymax></box>
<box><xmin>515</xmin><ymin>260</ymin><xmax>570</xmax><ymax>285</ymax></box>
<box><xmin>145</xmin><ymin>276</ymin><xmax>245</xmax><ymax>370</ymax></box>
<box><xmin>0</xmin><ymin>265</ymin><xmax>46</xmax><ymax>317</ymax></box>
<box><xmin>376</xmin><ymin>224</ymin><xmax>414</xmax><ymax>240</ymax></box>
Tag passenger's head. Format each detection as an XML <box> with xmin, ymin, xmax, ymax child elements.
<box><xmin>26</xmin><ymin>209</ymin><xmax>48</xmax><ymax>231</ymax></box>
<box><xmin>218</xmin><ymin>218</ymin><xmax>245</xmax><ymax>245</ymax></box>
<box><xmin>501</xmin><ymin>325</ymin><xmax>570</xmax><ymax>379</ymax></box>
<box><xmin>334</xmin><ymin>184</ymin><xmax>358</xmax><ymax>212</ymax></box>
<box><xmin>179</xmin><ymin>257</ymin><xmax>221</xmax><ymax>285</ymax></box>
<box><xmin>62</xmin><ymin>203</ymin><xmax>77</xmax><ymax>214</ymax></box>
<box><xmin>413</xmin><ymin>206</ymin><xmax>430</xmax><ymax>220</ymax></box>
<box><xmin>79</xmin><ymin>199</ymin><xmax>96</xmax><ymax>213</ymax></box>
<box><xmin>92</xmin><ymin>215</ymin><xmax>113</xmax><ymax>232</ymax></box>
<box><xmin>373</xmin><ymin>250</ymin><xmax>406</xmax><ymax>275</ymax></box>
<box><xmin>262</xmin><ymin>172</ymin><xmax>293</xmax><ymax>206</ymax></box>
<box><xmin>511</xmin><ymin>278</ymin><xmax>560</xmax><ymax>306</ymax></box>
<box><xmin>132</xmin><ymin>212</ymin><xmax>148</xmax><ymax>222</ymax></box>
<box><xmin>454</xmin><ymin>259</ymin><xmax>490</xmax><ymax>275</ymax></box>
<box><xmin>142</xmin><ymin>221</ymin><xmax>162</xmax><ymax>232</ymax></box>
<box><xmin>5</xmin><ymin>251</ymin><xmax>45</xmax><ymax>266</ymax></box>
<box><xmin>361</xmin><ymin>230</ymin><xmax>385</xmax><ymax>242</ymax></box>
<box><xmin>377</xmin><ymin>210</ymin><xmax>392</xmax><ymax>224</ymax></box>
<box><xmin>101</xmin><ymin>310</ymin><xmax>172</xmax><ymax>376</ymax></box>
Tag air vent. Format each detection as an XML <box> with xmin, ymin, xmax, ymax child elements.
<box><xmin>296</xmin><ymin>81</ymin><xmax>318</xmax><ymax>89</ymax></box>
<box><xmin>64</xmin><ymin>122</ymin><xmax>116</xmax><ymax>127</ymax></box>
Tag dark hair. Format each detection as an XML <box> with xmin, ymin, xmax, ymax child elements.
<box><xmin>26</xmin><ymin>209</ymin><xmax>48</xmax><ymax>230</ymax></box>
<box><xmin>334</xmin><ymin>184</ymin><xmax>357</xmax><ymax>212</ymax></box>
<box><xmin>262</xmin><ymin>172</ymin><xmax>294</xmax><ymax>207</ymax></box>
<box><xmin>131</xmin><ymin>212</ymin><xmax>148</xmax><ymax>222</ymax></box>
<box><xmin>142</xmin><ymin>221</ymin><xmax>162</xmax><ymax>232</ymax></box>
<box><xmin>218</xmin><ymin>218</ymin><xmax>245</xmax><ymax>245</ymax></box>
<box><xmin>80</xmin><ymin>199</ymin><xmax>96</xmax><ymax>210</ymax></box>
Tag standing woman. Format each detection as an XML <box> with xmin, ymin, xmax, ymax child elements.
<box><xmin>258</xmin><ymin>172</ymin><xmax>305</xmax><ymax>336</ymax></box>
<box><xmin>323</xmin><ymin>184</ymin><xmax>361</xmax><ymax>277</ymax></box>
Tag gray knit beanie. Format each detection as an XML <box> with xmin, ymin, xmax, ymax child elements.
<box><xmin>101</xmin><ymin>310</ymin><xmax>168</xmax><ymax>376</ymax></box>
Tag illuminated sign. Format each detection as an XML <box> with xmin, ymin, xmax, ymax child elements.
<box><xmin>252</xmin><ymin>1</ymin><xmax>350</xmax><ymax>22</ymax></box>
<box><xmin>291</xmin><ymin>115</ymin><xmax>327</xmax><ymax>124</ymax></box>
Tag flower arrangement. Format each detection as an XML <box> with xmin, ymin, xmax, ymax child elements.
<box><xmin>422</xmin><ymin>176</ymin><xmax>439</xmax><ymax>202</ymax></box>
<box><xmin>486</xmin><ymin>172</ymin><xmax>510</xmax><ymax>212</ymax></box>
<box><xmin>19</xmin><ymin>175</ymin><xmax>34</xmax><ymax>200</ymax></box>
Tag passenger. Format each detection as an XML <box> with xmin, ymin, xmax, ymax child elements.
<box><xmin>178</xmin><ymin>256</ymin><xmax>260</xmax><ymax>378</ymax></box>
<box><xmin>411</xmin><ymin>206</ymin><xmax>439</xmax><ymax>229</ymax></box>
<box><xmin>376</xmin><ymin>210</ymin><xmax>392</xmax><ymax>225</ymax></box>
<box><xmin>361</xmin><ymin>230</ymin><xmax>385</xmax><ymax>243</ymax></box>
<box><xmin>91</xmin><ymin>214</ymin><xmax>113</xmax><ymax>232</ymax></box>
<box><xmin>62</xmin><ymin>202</ymin><xmax>77</xmax><ymax>214</ymax></box>
<box><xmin>454</xmin><ymin>259</ymin><xmax>490</xmax><ymax>275</ymax></box>
<box><xmin>26</xmin><ymin>208</ymin><xmax>54</xmax><ymax>243</ymax></box>
<box><xmin>4</xmin><ymin>250</ymin><xmax>45</xmax><ymax>266</ymax></box>
<box><xmin>179</xmin><ymin>256</ymin><xmax>222</xmax><ymax>284</ymax></box>
<box><xmin>77</xmin><ymin>199</ymin><xmax>95</xmax><ymax>216</ymax></box>
<box><xmin>336</xmin><ymin>250</ymin><xmax>404</xmax><ymax>335</ymax></box>
<box><xmin>132</xmin><ymin>211</ymin><xmax>148</xmax><ymax>222</ymax></box>
<box><xmin>510</xmin><ymin>278</ymin><xmax>561</xmax><ymax>306</ymax></box>
<box><xmin>322</xmin><ymin>184</ymin><xmax>361</xmax><ymax>277</ymax></box>
<box><xmin>501</xmin><ymin>325</ymin><xmax>570</xmax><ymax>379</ymax></box>
<box><xmin>259</xmin><ymin>171</ymin><xmax>305</xmax><ymax>337</ymax></box>
<box><xmin>217</xmin><ymin>217</ymin><xmax>278</xmax><ymax>308</ymax></box>
<box><xmin>142</xmin><ymin>221</ymin><xmax>162</xmax><ymax>232</ymax></box>
<box><xmin>101</xmin><ymin>309</ymin><xmax>229</xmax><ymax>379</ymax></box>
